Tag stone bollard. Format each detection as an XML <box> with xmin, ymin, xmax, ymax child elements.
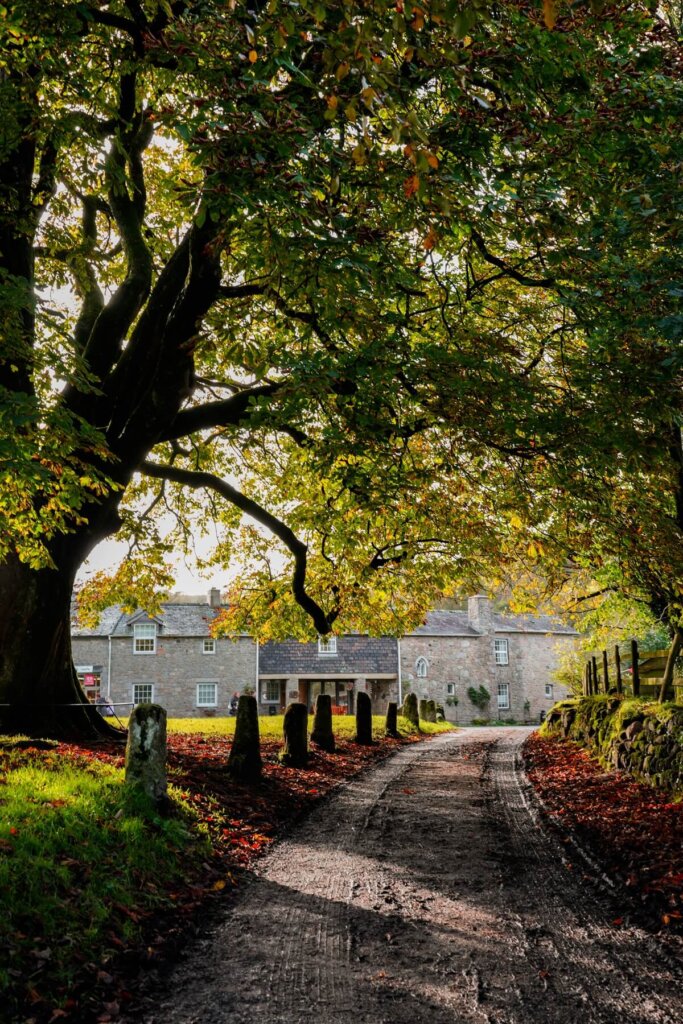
<box><xmin>227</xmin><ymin>694</ymin><xmax>262</xmax><ymax>783</ymax></box>
<box><xmin>311</xmin><ymin>693</ymin><xmax>336</xmax><ymax>753</ymax></box>
<box><xmin>426</xmin><ymin>699</ymin><xmax>437</xmax><ymax>723</ymax></box>
<box><xmin>385</xmin><ymin>701</ymin><xmax>400</xmax><ymax>738</ymax></box>
<box><xmin>125</xmin><ymin>703</ymin><xmax>168</xmax><ymax>809</ymax></box>
<box><xmin>402</xmin><ymin>692</ymin><xmax>420</xmax><ymax>730</ymax></box>
<box><xmin>279</xmin><ymin>702</ymin><xmax>309</xmax><ymax>767</ymax></box>
<box><xmin>355</xmin><ymin>691</ymin><xmax>373</xmax><ymax>745</ymax></box>
<box><xmin>419</xmin><ymin>698</ymin><xmax>428</xmax><ymax>722</ymax></box>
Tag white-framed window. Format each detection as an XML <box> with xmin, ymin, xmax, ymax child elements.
<box><xmin>263</xmin><ymin>680</ymin><xmax>282</xmax><ymax>703</ymax></box>
<box><xmin>318</xmin><ymin>636</ymin><xmax>337</xmax><ymax>655</ymax></box>
<box><xmin>494</xmin><ymin>639</ymin><xmax>509</xmax><ymax>665</ymax></box>
<box><xmin>446</xmin><ymin>683</ymin><xmax>456</xmax><ymax>696</ymax></box>
<box><xmin>133</xmin><ymin>622</ymin><xmax>156</xmax><ymax>654</ymax></box>
<box><xmin>202</xmin><ymin>638</ymin><xmax>216</xmax><ymax>654</ymax></box>
<box><xmin>416</xmin><ymin>657</ymin><xmax>428</xmax><ymax>678</ymax></box>
<box><xmin>133</xmin><ymin>682</ymin><xmax>154</xmax><ymax>705</ymax></box>
<box><xmin>196</xmin><ymin>682</ymin><xmax>218</xmax><ymax>707</ymax></box>
<box><xmin>497</xmin><ymin>682</ymin><xmax>510</xmax><ymax>710</ymax></box>
<box><xmin>545</xmin><ymin>683</ymin><xmax>554</xmax><ymax>699</ymax></box>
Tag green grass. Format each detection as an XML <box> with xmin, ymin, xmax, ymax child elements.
<box><xmin>0</xmin><ymin>750</ymin><xmax>208</xmax><ymax>1011</ymax></box>
<box><xmin>165</xmin><ymin>713</ymin><xmax>454</xmax><ymax>739</ymax></box>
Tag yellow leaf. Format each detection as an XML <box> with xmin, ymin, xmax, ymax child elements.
<box><xmin>213</xmin><ymin>880</ymin><xmax>227</xmax><ymax>891</ymax></box>
<box><xmin>351</xmin><ymin>145</ymin><xmax>366</xmax><ymax>166</ymax></box>
<box><xmin>344</xmin><ymin>103</ymin><xmax>357</xmax><ymax>122</ymax></box>
<box><xmin>463</xmin><ymin>35</ymin><xmax>473</xmax><ymax>48</ymax></box>
<box><xmin>336</xmin><ymin>62</ymin><xmax>350</xmax><ymax>80</ymax></box>
<box><xmin>527</xmin><ymin>542</ymin><xmax>537</xmax><ymax>558</ymax></box>
<box><xmin>326</xmin><ymin>95</ymin><xmax>338</xmax><ymax>110</ymax></box>
<box><xmin>509</xmin><ymin>514</ymin><xmax>523</xmax><ymax>529</ymax></box>
<box><xmin>426</xmin><ymin>152</ymin><xmax>439</xmax><ymax>169</ymax></box>
<box><xmin>543</xmin><ymin>0</ymin><xmax>557</xmax><ymax>30</ymax></box>
<box><xmin>248</xmin><ymin>49</ymin><xmax>258</xmax><ymax>63</ymax></box>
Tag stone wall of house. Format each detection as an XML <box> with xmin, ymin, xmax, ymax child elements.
<box><xmin>401</xmin><ymin>631</ymin><xmax>572</xmax><ymax>724</ymax></box>
<box><xmin>81</xmin><ymin>635</ymin><xmax>257</xmax><ymax>717</ymax></box>
<box><xmin>542</xmin><ymin>695</ymin><xmax>683</xmax><ymax>792</ymax></box>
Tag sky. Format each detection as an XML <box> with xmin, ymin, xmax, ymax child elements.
<box><xmin>76</xmin><ymin>536</ymin><xmax>228</xmax><ymax>597</ymax></box>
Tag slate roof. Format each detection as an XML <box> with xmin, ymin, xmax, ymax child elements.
<box><xmin>259</xmin><ymin>636</ymin><xmax>397</xmax><ymax>676</ymax></box>
<box><xmin>406</xmin><ymin>610</ymin><xmax>576</xmax><ymax>637</ymax></box>
<box><xmin>72</xmin><ymin>603</ymin><xmax>225</xmax><ymax>637</ymax></box>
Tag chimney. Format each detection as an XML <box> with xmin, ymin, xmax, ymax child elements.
<box><xmin>208</xmin><ymin>587</ymin><xmax>222</xmax><ymax>608</ymax></box>
<box><xmin>467</xmin><ymin>594</ymin><xmax>493</xmax><ymax>634</ymax></box>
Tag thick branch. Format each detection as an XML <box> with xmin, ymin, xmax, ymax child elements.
<box><xmin>159</xmin><ymin>384</ymin><xmax>281</xmax><ymax>440</ymax></box>
<box><xmin>141</xmin><ymin>460</ymin><xmax>335</xmax><ymax>633</ymax></box>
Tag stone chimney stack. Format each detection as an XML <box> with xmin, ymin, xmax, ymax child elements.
<box><xmin>467</xmin><ymin>594</ymin><xmax>493</xmax><ymax>634</ymax></box>
<box><xmin>208</xmin><ymin>587</ymin><xmax>222</xmax><ymax>608</ymax></box>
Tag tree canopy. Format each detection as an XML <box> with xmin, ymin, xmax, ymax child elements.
<box><xmin>1</xmin><ymin>1</ymin><xmax>682</xmax><ymax>733</ymax></box>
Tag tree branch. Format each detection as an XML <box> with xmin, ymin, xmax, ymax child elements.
<box><xmin>159</xmin><ymin>384</ymin><xmax>281</xmax><ymax>440</ymax></box>
<box><xmin>470</xmin><ymin>228</ymin><xmax>554</xmax><ymax>288</ymax></box>
<box><xmin>141</xmin><ymin>460</ymin><xmax>336</xmax><ymax>633</ymax></box>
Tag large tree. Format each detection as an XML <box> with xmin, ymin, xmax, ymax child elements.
<box><xmin>1</xmin><ymin>1</ymin><xmax>681</xmax><ymax>737</ymax></box>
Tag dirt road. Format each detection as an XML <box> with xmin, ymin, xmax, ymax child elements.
<box><xmin>138</xmin><ymin>728</ymin><xmax>683</xmax><ymax>1024</ymax></box>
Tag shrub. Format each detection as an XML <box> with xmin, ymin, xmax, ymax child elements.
<box><xmin>467</xmin><ymin>685</ymin><xmax>490</xmax><ymax>711</ymax></box>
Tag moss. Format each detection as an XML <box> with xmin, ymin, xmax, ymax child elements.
<box><xmin>542</xmin><ymin>696</ymin><xmax>683</xmax><ymax>795</ymax></box>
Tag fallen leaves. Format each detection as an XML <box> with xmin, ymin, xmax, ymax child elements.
<box><xmin>525</xmin><ymin>734</ymin><xmax>683</xmax><ymax>932</ymax></box>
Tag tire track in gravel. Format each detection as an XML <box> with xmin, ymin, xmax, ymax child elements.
<box><xmin>135</xmin><ymin>729</ymin><xmax>682</xmax><ymax>1024</ymax></box>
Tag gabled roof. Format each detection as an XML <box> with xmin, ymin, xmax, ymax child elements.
<box><xmin>405</xmin><ymin>609</ymin><xmax>576</xmax><ymax>637</ymax></box>
<box><xmin>72</xmin><ymin>603</ymin><xmax>226</xmax><ymax>638</ymax></box>
<box><xmin>406</xmin><ymin>611</ymin><xmax>480</xmax><ymax>637</ymax></box>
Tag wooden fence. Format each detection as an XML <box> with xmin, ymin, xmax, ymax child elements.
<box><xmin>582</xmin><ymin>643</ymin><xmax>681</xmax><ymax>699</ymax></box>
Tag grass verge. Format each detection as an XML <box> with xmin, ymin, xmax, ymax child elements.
<box><xmin>1</xmin><ymin>716</ymin><xmax>453</xmax><ymax>1022</ymax></box>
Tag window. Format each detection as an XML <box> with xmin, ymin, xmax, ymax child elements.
<box><xmin>446</xmin><ymin>683</ymin><xmax>455</xmax><ymax>696</ymax></box>
<box><xmin>133</xmin><ymin>622</ymin><xmax>156</xmax><ymax>654</ymax></box>
<box><xmin>263</xmin><ymin>680</ymin><xmax>282</xmax><ymax>703</ymax></box>
<box><xmin>133</xmin><ymin>683</ymin><xmax>154</xmax><ymax>705</ymax></box>
<box><xmin>196</xmin><ymin>683</ymin><xmax>217</xmax><ymax>707</ymax></box>
<box><xmin>494</xmin><ymin>639</ymin><xmax>509</xmax><ymax>665</ymax></box>
<box><xmin>202</xmin><ymin>638</ymin><xmax>216</xmax><ymax>654</ymax></box>
<box><xmin>497</xmin><ymin>682</ymin><xmax>510</xmax><ymax>710</ymax></box>
<box><xmin>545</xmin><ymin>683</ymin><xmax>554</xmax><ymax>700</ymax></box>
<box><xmin>416</xmin><ymin>657</ymin><xmax>428</xmax><ymax>678</ymax></box>
<box><xmin>318</xmin><ymin>636</ymin><xmax>337</xmax><ymax>655</ymax></box>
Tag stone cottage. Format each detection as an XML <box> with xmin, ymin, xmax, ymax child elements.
<box><xmin>71</xmin><ymin>593</ymin><xmax>576</xmax><ymax>722</ymax></box>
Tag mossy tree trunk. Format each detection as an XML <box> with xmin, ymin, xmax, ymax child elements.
<box><xmin>385</xmin><ymin>701</ymin><xmax>399</xmax><ymax>738</ymax></box>
<box><xmin>227</xmin><ymin>694</ymin><xmax>262</xmax><ymax>782</ymax></box>
<box><xmin>658</xmin><ymin>628</ymin><xmax>683</xmax><ymax>703</ymax></box>
<box><xmin>311</xmin><ymin>693</ymin><xmax>335</xmax><ymax>753</ymax></box>
<box><xmin>279</xmin><ymin>702</ymin><xmax>309</xmax><ymax>767</ymax></box>
<box><xmin>355</xmin><ymin>691</ymin><xmax>373</xmax><ymax>745</ymax></box>
<box><xmin>402</xmin><ymin>692</ymin><xmax>419</xmax><ymax>730</ymax></box>
<box><xmin>124</xmin><ymin>703</ymin><xmax>168</xmax><ymax>810</ymax></box>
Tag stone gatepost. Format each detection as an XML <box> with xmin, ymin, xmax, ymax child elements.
<box><xmin>125</xmin><ymin>703</ymin><xmax>168</xmax><ymax>808</ymax></box>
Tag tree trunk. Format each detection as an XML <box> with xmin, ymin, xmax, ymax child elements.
<box><xmin>657</xmin><ymin>628</ymin><xmax>682</xmax><ymax>704</ymax></box>
<box><xmin>0</xmin><ymin>554</ymin><xmax>123</xmax><ymax>740</ymax></box>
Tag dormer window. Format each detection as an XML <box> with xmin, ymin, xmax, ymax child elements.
<box><xmin>318</xmin><ymin>636</ymin><xmax>337</xmax><ymax>655</ymax></box>
<box><xmin>416</xmin><ymin>657</ymin><xmax>428</xmax><ymax>678</ymax></box>
<box><xmin>133</xmin><ymin>622</ymin><xmax>156</xmax><ymax>654</ymax></box>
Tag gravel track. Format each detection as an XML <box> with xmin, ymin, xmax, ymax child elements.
<box><xmin>136</xmin><ymin>728</ymin><xmax>683</xmax><ymax>1024</ymax></box>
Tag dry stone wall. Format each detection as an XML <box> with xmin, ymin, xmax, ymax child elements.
<box><xmin>542</xmin><ymin>695</ymin><xmax>683</xmax><ymax>793</ymax></box>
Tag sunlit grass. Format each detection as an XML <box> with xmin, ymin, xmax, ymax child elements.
<box><xmin>0</xmin><ymin>752</ymin><xmax>207</xmax><ymax>1011</ymax></box>
<box><xmin>165</xmin><ymin>714</ymin><xmax>454</xmax><ymax>739</ymax></box>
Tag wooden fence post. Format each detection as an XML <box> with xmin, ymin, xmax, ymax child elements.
<box><xmin>631</xmin><ymin>639</ymin><xmax>640</xmax><ymax>697</ymax></box>
<box><xmin>583</xmin><ymin>663</ymin><xmax>590</xmax><ymax>696</ymax></box>
<box><xmin>615</xmin><ymin>645</ymin><xmax>622</xmax><ymax>694</ymax></box>
<box><xmin>592</xmin><ymin>655</ymin><xmax>599</xmax><ymax>694</ymax></box>
<box><xmin>602</xmin><ymin>650</ymin><xmax>609</xmax><ymax>691</ymax></box>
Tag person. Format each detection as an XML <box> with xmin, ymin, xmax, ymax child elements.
<box><xmin>229</xmin><ymin>692</ymin><xmax>239</xmax><ymax>716</ymax></box>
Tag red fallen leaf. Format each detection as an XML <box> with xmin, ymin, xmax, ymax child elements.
<box><xmin>612</xmin><ymin>917</ymin><xmax>624</xmax><ymax>926</ymax></box>
<box><xmin>402</xmin><ymin>788</ymin><xmax>415</xmax><ymax>795</ymax></box>
<box><xmin>9</xmin><ymin>826</ymin><xmax>18</xmax><ymax>835</ymax></box>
